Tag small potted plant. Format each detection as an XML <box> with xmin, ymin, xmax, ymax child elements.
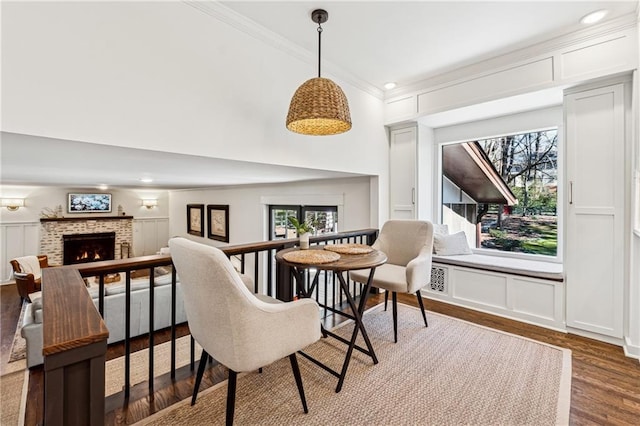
<box><xmin>288</xmin><ymin>216</ymin><xmax>314</xmax><ymax>249</ymax></box>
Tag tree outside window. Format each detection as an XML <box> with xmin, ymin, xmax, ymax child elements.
<box><xmin>442</xmin><ymin>128</ymin><xmax>558</xmax><ymax>256</ymax></box>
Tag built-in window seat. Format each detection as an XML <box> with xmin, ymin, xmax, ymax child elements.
<box><xmin>432</xmin><ymin>254</ymin><xmax>564</xmax><ymax>281</ymax></box>
<box><xmin>426</xmin><ymin>254</ymin><xmax>565</xmax><ymax>331</ymax></box>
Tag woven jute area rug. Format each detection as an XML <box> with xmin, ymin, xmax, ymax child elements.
<box><xmin>0</xmin><ymin>370</ymin><xmax>29</xmax><ymax>425</ymax></box>
<box><xmin>135</xmin><ymin>304</ymin><xmax>571</xmax><ymax>425</ymax></box>
<box><xmin>1</xmin><ymin>302</ymin><xmax>27</xmax><ymax>377</ymax></box>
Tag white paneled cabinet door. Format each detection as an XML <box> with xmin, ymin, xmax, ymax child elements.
<box><xmin>565</xmin><ymin>83</ymin><xmax>625</xmax><ymax>339</ymax></box>
<box><xmin>390</xmin><ymin>126</ymin><xmax>416</xmax><ymax>219</ymax></box>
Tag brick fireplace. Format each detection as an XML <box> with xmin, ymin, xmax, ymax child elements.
<box><xmin>40</xmin><ymin>216</ymin><xmax>133</xmax><ymax>265</ymax></box>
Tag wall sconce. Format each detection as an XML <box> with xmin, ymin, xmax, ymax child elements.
<box><xmin>141</xmin><ymin>199</ymin><xmax>158</xmax><ymax>209</ymax></box>
<box><xmin>1</xmin><ymin>198</ymin><xmax>25</xmax><ymax>211</ymax></box>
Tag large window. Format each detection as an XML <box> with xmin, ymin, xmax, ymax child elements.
<box><xmin>269</xmin><ymin>205</ymin><xmax>338</xmax><ymax>241</ymax></box>
<box><xmin>441</xmin><ymin>128</ymin><xmax>558</xmax><ymax>257</ymax></box>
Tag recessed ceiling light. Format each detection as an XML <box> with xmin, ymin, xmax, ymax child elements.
<box><xmin>140</xmin><ymin>177</ymin><xmax>153</xmax><ymax>183</ymax></box>
<box><xmin>580</xmin><ymin>9</ymin><xmax>608</xmax><ymax>25</ymax></box>
<box><xmin>97</xmin><ymin>184</ymin><xmax>108</xmax><ymax>190</ymax></box>
<box><xmin>384</xmin><ymin>82</ymin><xmax>397</xmax><ymax>90</ymax></box>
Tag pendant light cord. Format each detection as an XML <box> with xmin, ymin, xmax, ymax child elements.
<box><xmin>317</xmin><ymin>23</ymin><xmax>323</xmax><ymax>78</ymax></box>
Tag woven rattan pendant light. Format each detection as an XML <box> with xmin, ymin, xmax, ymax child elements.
<box><xmin>286</xmin><ymin>9</ymin><xmax>351</xmax><ymax>136</ymax></box>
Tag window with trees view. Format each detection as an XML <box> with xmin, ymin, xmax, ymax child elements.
<box><xmin>269</xmin><ymin>205</ymin><xmax>338</xmax><ymax>241</ymax></box>
<box><xmin>441</xmin><ymin>128</ymin><xmax>558</xmax><ymax>257</ymax></box>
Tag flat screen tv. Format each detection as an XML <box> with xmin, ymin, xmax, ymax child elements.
<box><xmin>68</xmin><ymin>193</ymin><xmax>112</xmax><ymax>213</ymax></box>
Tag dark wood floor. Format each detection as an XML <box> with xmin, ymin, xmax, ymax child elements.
<box><xmin>3</xmin><ymin>284</ymin><xmax>639</xmax><ymax>425</ymax></box>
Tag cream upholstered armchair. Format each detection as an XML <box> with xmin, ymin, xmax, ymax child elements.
<box><xmin>350</xmin><ymin>220</ymin><xmax>434</xmax><ymax>342</ymax></box>
<box><xmin>169</xmin><ymin>238</ymin><xmax>321</xmax><ymax>425</ymax></box>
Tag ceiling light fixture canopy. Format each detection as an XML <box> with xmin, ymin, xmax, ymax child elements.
<box><xmin>580</xmin><ymin>9</ymin><xmax>608</xmax><ymax>24</ymax></box>
<box><xmin>286</xmin><ymin>9</ymin><xmax>352</xmax><ymax>136</ymax></box>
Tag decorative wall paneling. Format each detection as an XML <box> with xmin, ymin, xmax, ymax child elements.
<box><xmin>0</xmin><ymin>217</ymin><xmax>168</xmax><ymax>283</ymax></box>
<box><xmin>132</xmin><ymin>218</ymin><xmax>169</xmax><ymax>257</ymax></box>
<box><xmin>0</xmin><ymin>221</ymin><xmax>39</xmax><ymax>282</ymax></box>
<box><xmin>385</xmin><ymin>25</ymin><xmax>637</xmax><ymax>124</ymax></box>
<box><xmin>425</xmin><ymin>262</ymin><xmax>565</xmax><ymax>331</ymax></box>
<box><xmin>417</xmin><ymin>58</ymin><xmax>554</xmax><ymax>116</ymax></box>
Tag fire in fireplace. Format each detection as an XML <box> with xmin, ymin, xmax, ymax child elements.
<box><xmin>63</xmin><ymin>232</ymin><xmax>116</xmax><ymax>265</ymax></box>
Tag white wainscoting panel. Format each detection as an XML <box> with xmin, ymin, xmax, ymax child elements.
<box><xmin>452</xmin><ymin>268</ymin><xmax>508</xmax><ymax>309</ymax></box>
<box><xmin>417</xmin><ymin>58</ymin><xmax>554</xmax><ymax>115</ymax></box>
<box><xmin>559</xmin><ymin>31</ymin><xmax>636</xmax><ymax>82</ymax></box>
<box><xmin>1</xmin><ymin>221</ymin><xmax>40</xmax><ymax>283</ymax></box>
<box><xmin>132</xmin><ymin>218</ymin><xmax>169</xmax><ymax>256</ymax></box>
<box><xmin>425</xmin><ymin>262</ymin><xmax>565</xmax><ymax>332</ymax></box>
<box><xmin>384</xmin><ymin>95</ymin><xmax>417</xmax><ymax>124</ymax></box>
<box><xmin>510</xmin><ymin>277</ymin><xmax>558</xmax><ymax>321</ymax></box>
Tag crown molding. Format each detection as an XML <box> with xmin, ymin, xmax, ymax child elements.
<box><xmin>182</xmin><ymin>0</ymin><xmax>384</xmax><ymax>100</ymax></box>
<box><xmin>386</xmin><ymin>12</ymin><xmax>639</xmax><ymax>99</ymax></box>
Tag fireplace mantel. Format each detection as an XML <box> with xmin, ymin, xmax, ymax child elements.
<box><xmin>41</xmin><ymin>216</ymin><xmax>133</xmax><ymax>222</ymax></box>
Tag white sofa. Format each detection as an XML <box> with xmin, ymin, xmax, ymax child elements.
<box><xmin>20</xmin><ymin>272</ymin><xmax>187</xmax><ymax>368</ymax></box>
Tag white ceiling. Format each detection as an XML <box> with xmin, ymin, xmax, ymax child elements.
<box><xmin>220</xmin><ymin>1</ymin><xmax>638</xmax><ymax>91</ymax></box>
<box><xmin>0</xmin><ymin>133</ymin><xmax>363</xmax><ymax>190</ymax></box>
<box><xmin>2</xmin><ymin>1</ymin><xmax>637</xmax><ymax>190</ymax></box>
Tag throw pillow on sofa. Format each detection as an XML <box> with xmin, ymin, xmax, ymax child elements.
<box><xmin>433</xmin><ymin>231</ymin><xmax>473</xmax><ymax>256</ymax></box>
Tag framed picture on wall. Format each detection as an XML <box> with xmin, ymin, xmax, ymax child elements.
<box><xmin>187</xmin><ymin>204</ymin><xmax>204</xmax><ymax>237</ymax></box>
<box><xmin>207</xmin><ymin>204</ymin><xmax>229</xmax><ymax>242</ymax></box>
<box><xmin>68</xmin><ymin>193</ymin><xmax>112</xmax><ymax>213</ymax></box>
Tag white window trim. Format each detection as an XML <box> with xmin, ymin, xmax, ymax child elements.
<box><xmin>433</xmin><ymin>106</ymin><xmax>563</xmax><ymax>264</ymax></box>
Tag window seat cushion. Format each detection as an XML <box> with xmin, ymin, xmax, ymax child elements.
<box><xmin>432</xmin><ymin>254</ymin><xmax>563</xmax><ymax>282</ymax></box>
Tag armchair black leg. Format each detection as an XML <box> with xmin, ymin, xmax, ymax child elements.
<box><xmin>289</xmin><ymin>353</ymin><xmax>309</xmax><ymax>413</ymax></box>
<box><xmin>226</xmin><ymin>369</ymin><xmax>238</xmax><ymax>426</ymax></box>
<box><xmin>191</xmin><ymin>349</ymin><xmax>209</xmax><ymax>405</ymax></box>
<box><xmin>384</xmin><ymin>290</ymin><xmax>389</xmax><ymax>311</ymax></box>
<box><xmin>416</xmin><ymin>291</ymin><xmax>428</xmax><ymax>328</ymax></box>
<box><xmin>392</xmin><ymin>292</ymin><xmax>398</xmax><ymax>343</ymax></box>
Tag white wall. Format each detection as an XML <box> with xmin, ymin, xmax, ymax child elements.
<box><xmin>168</xmin><ymin>176</ymin><xmax>372</xmax><ymax>247</ymax></box>
<box><xmin>0</xmin><ymin>186</ymin><xmax>169</xmax><ymax>223</ymax></box>
<box><xmin>1</xmin><ymin>2</ymin><xmax>388</xmax><ymax>206</ymax></box>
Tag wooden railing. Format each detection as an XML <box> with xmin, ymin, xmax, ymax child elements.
<box><xmin>58</xmin><ymin>255</ymin><xmax>177</xmax><ymax>397</ymax></box>
<box><xmin>42</xmin><ymin>228</ymin><xmax>378</xmax><ymax>422</ymax></box>
<box><xmin>42</xmin><ymin>267</ymin><xmax>109</xmax><ymax>425</ymax></box>
<box><xmin>224</xmin><ymin>228</ymin><xmax>379</xmax><ymax>302</ymax></box>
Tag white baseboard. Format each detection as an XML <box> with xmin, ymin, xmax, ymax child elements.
<box><xmin>423</xmin><ymin>292</ymin><xmax>568</xmax><ymax>333</ymax></box>
<box><xmin>565</xmin><ymin>326</ymin><xmax>625</xmax><ymax>347</ymax></box>
<box><xmin>624</xmin><ymin>337</ymin><xmax>640</xmax><ymax>361</ymax></box>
